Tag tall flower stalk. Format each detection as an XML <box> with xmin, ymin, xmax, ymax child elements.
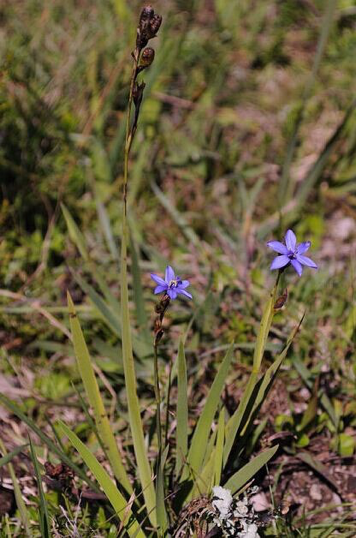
<box><xmin>120</xmin><ymin>5</ymin><xmax>162</xmax><ymax>531</ymax></box>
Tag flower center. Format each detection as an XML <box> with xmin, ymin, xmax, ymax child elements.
<box><xmin>287</xmin><ymin>249</ymin><xmax>296</xmax><ymax>259</ymax></box>
<box><xmin>169</xmin><ymin>278</ymin><xmax>181</xmax><ymax>288</ymax></box>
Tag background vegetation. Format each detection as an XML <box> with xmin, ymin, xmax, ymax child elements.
<box><xmin>1</xmin><ymin>0</ymin><xmax>356</xmax><ymax>535</ymax></box>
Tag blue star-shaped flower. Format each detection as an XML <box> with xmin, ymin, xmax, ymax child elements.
<box><xmin>150</xmin><ymin>265</ymin><xmax>192</xmax><ymax>300</ymax></box>
<box><xmin>267</xmin><ymin>229</ymin><xmax>318</xmax><ymax>277</ymax></box>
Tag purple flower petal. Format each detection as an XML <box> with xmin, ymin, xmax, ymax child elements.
<box><xmin>165</xmin><ymin>265</ymin><xmax>175</xmax><ymax>283</ymax></box>
<box><xmin>167</xmin><ymin>289</ymin><xmax>177</xmax><ymax>300</ymax></box>
<box><xmin>267</xmin><ymin>241</ymin><xmax>289</xmax><ymax>255</ymax></box>
<box><xmin>180</xmin><ymin>280</ymin><xmax>190</xmax><ymax>289</ymax></box>
<box><xmin>177</xmin><ymin>289</ymin><xmax>192</xmax><ymax>299</ymax></box>
<box><xmin>151</xmin><ymin>273</ymin><xmax>166</xmax><ymax>286</ymax></box>
<box><xmin>291</xmin><ymin>259</ymin><xmax>303</xmax><ymax>276</ymax></box>
<box><xmin>285</xmin><ymin>230</ymin><xmax>296</xmax><ymax>252</ymax></box>
<box><xmin>296</xmin><ymin>241</ymin><xmax>311</xmax><ymax>255</ymax></box>
<box><xmin>270</xmin><ymin>255</ymin><xmax>290</xmax><ymax>270</ymax></box>
<box><xmin>296</xmin><ymin>254</ymin><xmax>318</xmax><ymax>269</ymax></box>
<box><xmin>154</xmin><ymin>285</ymin><xmax>168</xmax><ymax>294</ymax></box>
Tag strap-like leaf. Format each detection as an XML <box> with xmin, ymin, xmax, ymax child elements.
<box><xmin>185</xmin><ymin>343</ymin><xmax>234</xmax><ymax>478</ymax></box>
<box><xmin>58</xmin><ymin>422</ymin><xmax>144</xmax><ymax>538</ymax></box>
<box><xmin>176</xmin><ymin>339</ymin><xmax>188</xmax><ymax>476</ymax></box>
<box><xmin>67</xmin><ymin>292</ymin><xmax>132</xmax><ymax>495</ymax></box>
<box><xmin>223</xmin><ymin>445</ymin><xmax>278</xmax><ymax>494</ymax></box>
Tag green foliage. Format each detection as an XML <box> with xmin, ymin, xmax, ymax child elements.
<box><xmin>67</xmin><ymin>291</ymin><xmax>132</xmax><ymax>494</ymax></box>
<box><xmin>58</xmin><ymin>422</ymin><xmax>144</xmax><ymax>538</ymax></box>
<box><xmin>1</xmin><ymin>0</ymin><xmax>356</xmax><ymax>535</ymax></box>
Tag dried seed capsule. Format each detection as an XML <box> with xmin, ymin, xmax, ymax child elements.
<box><xmin>139</xmin><ymin>47</ymin><xmax>155</xmax><ymax>68</ymax></box>
<box><xmin>274</xmin><ymin>288</ymin><xmax>288</xmax><ymax>310</ymax></box>
<box><xmin>137</xmin><ymin>5</ymin><xmax>156</xmax><ymax>48</ymax></box>
<box><xmin>139</xmin><ymin>5</ymin><xmax>154</xmax><ymax>28</ymax></box>
<box><xmin>149</xmin><ymin>14</ymin><xmax>162</xmax><ymax>37</ymax></box>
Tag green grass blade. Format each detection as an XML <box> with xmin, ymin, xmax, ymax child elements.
<box><xmin>58</xmin><ymin>421</ymin><xmax>144</xmax><ymax>538</ymax></box>
<box><xmin>0</xmin><ymin>439</ymin><xmax>31</xmax><ymax>536</ymax></box>
<box><xmin>150</xmin><ymin>180</ymin><xmax>201</xmax><ymax>249</ymax></box>
<box><xmin>62</xmin><ymin>204</ymin><xmax>123</xmax><ymax>318</ymax></box>
<box><xmin>156</xmin><ymin>445</ymin><xmax>169</xmax><ymax>535</ymax></box>
<box><xmin>185</xmin><ymin>343</ymin><xmax>234</xmax><ymax>478</ymax></box>
<box><xmin>295</xmin><ymin>100</ymin><xmax>356</xmax><ymax>210</ymax></box>
<box><xmin>247</xmin><ymin>317</ymin><xmax>304</xmax><ymax>427</ymax></box>
<box><xmin>0</xmin><ymin>393</ymin><xmax>98</xmax><ymax>491</ymax></box>
<box><xmin>29</xmin><ymin>438</ymin><xmax>50</xmax><ymax>538</ymax></box>
<box><xmin>194</xmin><ymin>443</ymin><xmax>217</xmax><ymax>497</ymax></box>
<box><xmin>223</xmin><ymin>373</ymin><xmax>258</xmax><ymax>467</ymax></box>
<box><xmin>224</xmin><ymin>281</ymin><xmax>279</xmax><ymax>466</ymax></box>
<box><xmin>0</xmin><ymin>444</ymin><xmax>28</xmax><ymax>468</ymax></box>
<box><xmin>224</xmin><ymin>315</ymin><xmax>302</xmax><ymax>467</ymax></box>
<box><xmin>259</xmin><ymin>100</ymin><xmax>356</xmax><ymax>237</ymax></box>
<box><xmin>252</xmin><ymin>280</ymin><xmax>278</xmax><ymax>372</ymax></box>
<box><xmin>293</xmin><ymin>356</ymin><xmax>338</xmax><ymax>428</ymax></box>
<box><xmin>296</xmin><ymin>452</ymin><xmax>338</xmax><ymax>494</ymax></box>
<box><xmin>229</xmin><ymin>318</ymin><xmax>304</xmax><ymax>462</ymax></box>
<box><xmin>74</xmin><ymin>274</ymin><xmax>122</xmax><ymax>337</ymax></box>
<box><xmin>190</xmin><ymin>429</ymin><xmax>218</xmax><ymax>500</ymax></box>
<box><xmin>214</xmin><ymin>408</ymin><xmax>225</xmax><ymax>487</ymax></box>
<box><xmin>61</xmin><ymin>203</ymin><xmax>89</xmax><ymax>262</ymax></box>
<box><xmin>223</xmin><ymin>445</ymin><xmax>278</xmax><ymax>494</ymax></box>
<box><xmin>67</xmin><ymin>292</ymin><xmax>132</xmax><ymax>495</ymax></box>
<box><xmin>121</xmin><ymin>217</ymin><xmax>157</xmax><ymax>526</ymax></box>
<box><xmin>75</xmin><ymin>273</ymin><xmax>151</xmax><ymax>359</ymax></box>
<box><xmin>176</xmin><ymin>339</ymin><xmax>188</xmax><ymax>477</ymax></box>
<box><xmin>129</xmin><ymin>232</ymin><xmax>149</xmax><ymax>338</ymax></box>
<box><xmin>95</xmin><ymin>196</ymin><xmax>120</xmax><ymax>264</ymax></box>
<box><xmin>278</xmin><ymin>0</ymin><xmax>337</xmax><ymax>205</ymax></box>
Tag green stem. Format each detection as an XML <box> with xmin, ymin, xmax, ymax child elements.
<box><xmin>153</xmin><ymin>342</ymin><xmax>162</xmax><ymax>452</ymax></box>
<box><xmin>123</xmin><ymin>53</ymin><xmax>138</xmax><ymax>213</ymax></box>
<box><xmin>120</xmin><ymin>45</ymin><xmax>157</xmax><ymax>526</ymax></box>
<box><xmin>164</xmin><ymin>354</ymin><xmax>173</xmax><ymax>446</ymax></box>
<box><xmin>252</xmin><ymin>270</ymin><xmax>281</xmax><ymax>373</ymax></box>
<box><xmin>153</xmin><ymin>339</ymin><xmax>168</xmax><ymax>534</ymax></box>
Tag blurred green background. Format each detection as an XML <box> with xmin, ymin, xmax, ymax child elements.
<box><xmin>1</xmin><ymin>0</ymin><xmax>356</xmax><ymax>533</ymax></box>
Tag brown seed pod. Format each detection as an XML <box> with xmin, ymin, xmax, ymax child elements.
<box><xmin>139</xmin><ymin>5</ymin><xmax>154</xmax><ymax>27</ymax></box>
<box><xmin>140</xmin><ymin>47</ymin><xmax>155</xmax><ymax>68</ymax></box>
<box><xmin>149</xmin><ymin>14</ymin><xmax>162</xmax><ymax>37</ymax></box>
<box><xmin>136</xmin><ymin>6</ymin><xmax>162</xmax><ymax>49</ymax></box>
<box><xmin>274</xmin><ymin>288</ymin><xmax>288</xmax><ymax>310</ymax></box>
